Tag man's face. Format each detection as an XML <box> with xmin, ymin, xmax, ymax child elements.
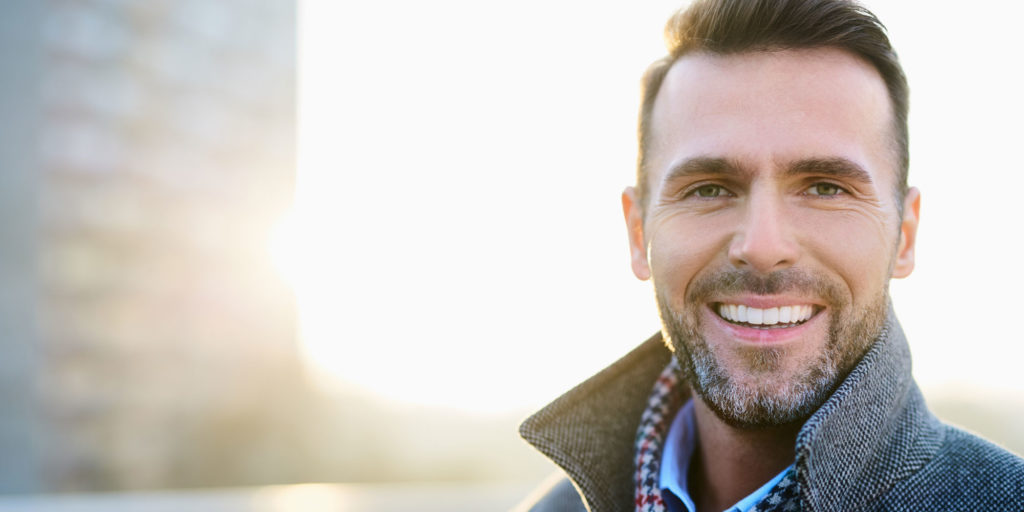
<box><xmin>622</xmin><ymin>48</ymin><xmax>920</xmax><ymax>428</ymax></box>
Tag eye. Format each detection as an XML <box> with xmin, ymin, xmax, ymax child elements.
<box><xmin>806</xmin><ymin>182</ymin><xmax>845</xmax><ymax>197</ymax></box>
<box><xmin>691</xmin><ymin>184</ymin><xmax>726</xmax><ymax>198</ymax></box>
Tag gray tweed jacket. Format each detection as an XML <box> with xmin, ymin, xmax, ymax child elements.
<box><xmin>518</xmin><ymin>313</ymin><xmax>1024</xmax><ymax>511</ymax></box>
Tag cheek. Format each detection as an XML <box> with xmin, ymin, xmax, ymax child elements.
<box><xmin>647</xmin><ymin>215</ymin><xmax>733</xmax><ymax>304</ymax></box>
<box><xmin>795</xmin><ymin>210</ymin><xmax>897</xmax><ymax>301</ymax></box>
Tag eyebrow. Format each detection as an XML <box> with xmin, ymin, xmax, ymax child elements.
<box><xmin>661</xmin><ymin>156</ymin><xmax>874</xmax><ymax>185</ymax></box>
<box><xmin>784</xmin><ymin>157</ymin><xmax>874</xmax><ymax>185</ymax></box>
<box><xmin>662</xmin><ymin>157</ymin><xmax>749</xmax><ymax>185</ymax></box>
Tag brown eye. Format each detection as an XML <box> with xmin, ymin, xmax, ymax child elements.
<box><xmin>808</xmin><ymin>183</ymin><xmax>843</xmax><ymax>196</ymax></box>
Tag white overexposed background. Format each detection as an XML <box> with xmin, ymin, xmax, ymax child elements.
<box><xmin>284</xmin><ymin>0</ymin><xmax>1024</xmax><ymax>419</ymax></box>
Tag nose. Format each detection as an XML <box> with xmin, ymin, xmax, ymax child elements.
<box><xmin>727</xmin><ymin>192</ymin><xmax>800</xmax><ymax>274</ymax></box>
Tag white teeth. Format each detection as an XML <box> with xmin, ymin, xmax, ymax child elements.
<box><xmin>779</xmin><ymin>306</ymin><xmax>792</xmax><ymax>323</ymax></box>
<box><xmin>747</xmin><ymin>308</ymin><xmax>763</xmax><ymax>325</ymax></box>
<box><xmin>716</xmin><ymin>303</ymin><xmax>816</xmax><ymax>326</ymax></box>
<box><xmin>799</xmin><ymin>305</ymin><xmax>811</xmax><ymax>321</ymax></box>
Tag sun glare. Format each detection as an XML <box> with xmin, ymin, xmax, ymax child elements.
<box><xmin>266</xmin><ymin>205</ymin><xmax>360</xmax><ymax>392</ymax></box>
<box><xmin>268</xmin><ymin>211</ymin><xmax>299</xmax><ymax>287</ymax></box>
<box><xmin>288</xmin><ymin>0</ymin><xmax>679</xmax><ymax>414</ymax></box>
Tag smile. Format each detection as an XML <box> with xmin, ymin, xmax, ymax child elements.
<box><xmin>715</xmin><ymin>303</ymin><xmax>817</xmax><ymax>328</ymax></box>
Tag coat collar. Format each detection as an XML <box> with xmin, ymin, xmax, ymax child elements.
<box><xmin>794</xmin><ymin>310</ymin><xmax>945</xmax><ymax>510</ymax></box>
<box><xmin>519</xmin><ymin>310</ymin><xmax>944</xmax><ymax>512</ymax></box>
<box><xmin>519</xmin><ymin>332</ymin><xmax>674</xmax><ymax>512</ymax></box>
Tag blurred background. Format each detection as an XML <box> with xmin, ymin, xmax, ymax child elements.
<box><xmin>0</xmin><ymin>0</ymin><xmax>1022</xmax><ymax>510</ymax></box>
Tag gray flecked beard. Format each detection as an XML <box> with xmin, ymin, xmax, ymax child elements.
<box><xmin>657</xmin><ymin>268</ymin><xmax>888</xmax><ymax>429</ymax></box>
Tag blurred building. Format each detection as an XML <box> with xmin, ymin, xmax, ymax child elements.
<box><xmin>0</xmin><ymin>0</ymin><xmax>301</xmax><ymax>493</ymax></box>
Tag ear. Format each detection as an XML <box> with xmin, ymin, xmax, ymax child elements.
<box><xmin>622</xmin><ymin>186</ymin><xmax>651</xmax><ymax>281</ymax></box>
<box><xmin>892</xmin><ymin>186</ymin><xmax>921</xmax><ymax>279</ymax></box>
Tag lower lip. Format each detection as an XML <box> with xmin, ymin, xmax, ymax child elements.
<box><xmin>705</xmin><ymin>305</ymin><xmax>822</xmax><ymax>345</ymax></box>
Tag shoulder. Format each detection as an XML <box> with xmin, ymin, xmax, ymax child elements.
<box><xmin>882</xmin><ymin>425</ymin><xmax>1024</xmax><ymax>509</ymax></box>
<box><xmin>932</xmin><ymin>426</ymin><xmax>1024</xmax><ymax>489</ymax></box>
<box><xmin>511</xmin><ymin>474</ymin><xmax>587</xmax><ymax>512</ymax></box>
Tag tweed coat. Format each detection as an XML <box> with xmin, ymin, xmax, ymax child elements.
<box><xmin>518</xmin><ymin>313</ymin><xmax>1024</xmax><ymax>511</ymax></box>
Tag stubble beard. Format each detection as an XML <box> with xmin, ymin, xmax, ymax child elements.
<box><xmin>657</xmin><ymin>268</ymin><xmax>889</xmax><ymax>429</ymax></box>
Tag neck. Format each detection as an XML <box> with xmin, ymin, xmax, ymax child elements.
<box><xmin>688</xmin><ymin>398</ymin><xmax>800</xmax><ymax>512</ymax></box>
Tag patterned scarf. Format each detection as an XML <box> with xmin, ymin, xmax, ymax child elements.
<box><xmin>634</xmin><ymin>358</ymin><xmax>686</xmax><ymax>512</ymax></box>
<box><xmin>633</xmin><ymin>359</ymin><xmax>801</xmax><ymax>512</ymax></box>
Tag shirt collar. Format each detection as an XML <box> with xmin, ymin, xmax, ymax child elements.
<box><xmin>660</xmin><ymin>399</ymin><xmax>698</xmax><ymax>511</ymax></box>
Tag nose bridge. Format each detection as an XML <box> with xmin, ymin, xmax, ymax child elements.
<box><xmin>729</xmin><ymin>184</ymin><xmax>798</xmax><ymax>273</ymax></box>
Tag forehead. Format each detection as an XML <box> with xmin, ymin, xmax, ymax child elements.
<box><xmin>647</xmin><ymin>48</ymin><xmax>896</xmax><ymax>190</ymax></box>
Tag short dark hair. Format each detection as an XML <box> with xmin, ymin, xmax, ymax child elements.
<box><xmin>636</xmin><ymin>0</ymin><xmax>909</xmax><ymax>209</ymax></box>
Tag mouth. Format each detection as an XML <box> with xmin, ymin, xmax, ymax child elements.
<box><xmin>713</xmin><ymin>302</ymin><xmax>821</xmax><ymax>329</ymax></box>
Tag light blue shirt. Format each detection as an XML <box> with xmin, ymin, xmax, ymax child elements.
<box><xmin>659</xmin><ymin>399</ymin><xmax>794</xmax><ymax>512</ymax></box>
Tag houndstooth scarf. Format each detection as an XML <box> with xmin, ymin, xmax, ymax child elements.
<box><xmin>633</xmin><ymin>359</ymin><xmax>801</xmax><ymax>512</ymax></box>
<box><xmin>633</xmin><ymin>358</ymin><xmax>686</xmax><ymax>512</ymax></box>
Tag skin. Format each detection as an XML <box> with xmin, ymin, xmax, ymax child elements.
<box><xmin>621</xmin><ymin>48</ymin><xmax>921</xmax><ymax>512</ymax></box>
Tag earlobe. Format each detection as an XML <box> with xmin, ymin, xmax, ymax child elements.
<box><xmin>892</xmin><ymin>187</ymin><xmax>921</xmax><ymax>279</ymax></box>
<box><xmin>622</xmin><ymin>187</ymin><xmax>651</xmax><ymax>281</ymax></box>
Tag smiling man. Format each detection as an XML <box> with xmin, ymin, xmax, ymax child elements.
<box><xmin>518</xmin><ymin>1</ymin><xmax>1024</xmax><ymax>511</ymax></box>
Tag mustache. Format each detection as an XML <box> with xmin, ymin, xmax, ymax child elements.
<box><xmin>686</xmin><ymin>268</ymin><xmax>844</xmax><ymax>306</ymax></box>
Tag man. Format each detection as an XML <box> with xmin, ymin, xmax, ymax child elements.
<box><xmin>518</xmin><ymin>0</ymin><xmax>1024</xmax><ymax>511</ymax></box>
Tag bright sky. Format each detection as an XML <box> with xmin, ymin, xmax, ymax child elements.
<box><xmin>284</xmin><ymin>0</ymin><xmax>1024</xmax><ymax>414</ymax></box>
